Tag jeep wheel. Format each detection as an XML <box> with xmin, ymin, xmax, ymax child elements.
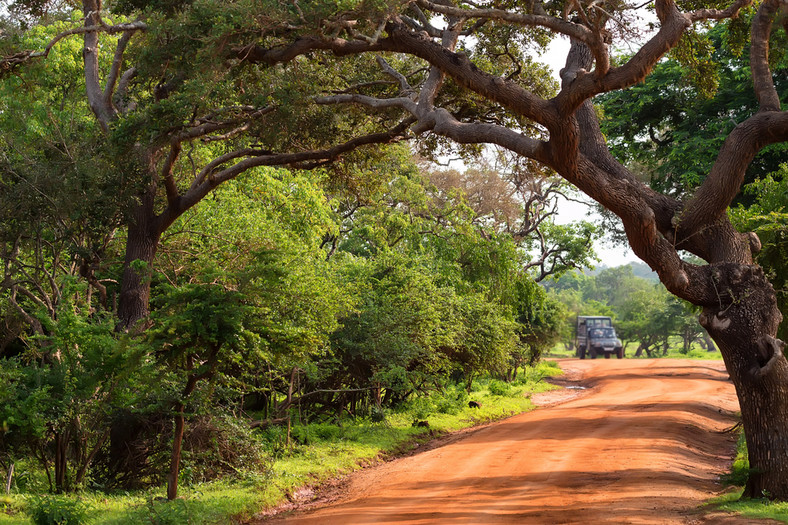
<box><xmin>589</xmin><ymin>347</ymin><xmax>597</xmax><ymax>359</ymax></box>
<box><xmin>579</xmin><ymin>347</ymin><xmax>586</xmax><ymax>359</ymax></box>
<box><xmin>616</xmin><ymin>347</ymin><xmax>624</xmax><ymax>359</ymax></box>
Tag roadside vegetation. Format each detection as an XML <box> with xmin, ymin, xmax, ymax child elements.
<box><xmin>0</xmin><ymin>362</ymin><xmax>560</xmax><ymax>524</ymax></box>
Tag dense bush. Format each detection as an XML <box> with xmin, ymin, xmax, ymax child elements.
<box><xmin>92</xmin><ymin>413</ymin><xmax>271</xmax><ymax>489</ymax></box>
<box><xmin>27</xmin><ymin>495</ymin><xmax>90</xmax><ymax>525</ymax></box>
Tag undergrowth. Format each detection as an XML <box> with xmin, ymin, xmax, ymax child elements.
<box><xmin>0</xmin><ymin>361</ymin><xmax>562</xmax><ymax>525</ymax></box>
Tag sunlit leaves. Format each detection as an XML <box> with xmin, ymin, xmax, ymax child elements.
<box><xmin>669</xmin><ymin>29</ymin><xmax>719</xmax><ymax>98</ymax></box>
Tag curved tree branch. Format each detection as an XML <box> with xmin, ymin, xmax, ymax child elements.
<box><xmin>677</xmin><ymin>111</ymin><xmax>788</xmax><ymax>253</ymax></box>
<box><xmin>750</xmin><ymin>0</ymin><xmax>783</xmax><ymax>111</ymax></box>
<box><xmin>159</xmin><ymin>120</ymin><xmax>415</xmax><ymax>231</ymax></box>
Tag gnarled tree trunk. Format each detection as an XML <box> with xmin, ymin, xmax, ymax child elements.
<box><xmin>698</xmin><ymin>265</ymin><xmax>787</xmax><ymax>498</ymax></box>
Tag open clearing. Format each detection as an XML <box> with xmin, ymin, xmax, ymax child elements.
<box><xmin>256</xmin><ymin>359</ymin><xmax>778</xmax><ymax>524</ymax></box>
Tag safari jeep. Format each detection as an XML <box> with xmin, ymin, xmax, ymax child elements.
<box><xmin>575</xmin><ymin>316</ymin><xmax>624</xmax><ymax>359</ymax></box>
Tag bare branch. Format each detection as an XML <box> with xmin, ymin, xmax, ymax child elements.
<box><xmin>408</xmin><ymin>4</ymin><xmax>443</xmax><ymax>37</ymax></box>
<box><xmin>317</xmin><ymin>93</ymin><xmax>419</xmax><ymax>112</ymax></box>
<box><xmin>104</xmin><ymin>29</ymin><xmax>136</xmax><ymax>107</ymax></box>
<box><xmin>175</xmin><ymin>106</ymin><xmax>275</xmax><ymax>142</ymax></box>
<box><xmin>415</xmin><ymin>0</ymin><xmax>594</xmax><ymax>44</ymax></box>
<box><xmin>7</xmin><ymin>291</ymin><xmax>45</xmax><ymax>335</ymax></box>
<box><xmin>558</xmin><ymin>0</ymin><xmax>690</xmax><ymax>111</ymax></box>
<box><xmin>0</xmin><ymin>51</ymin><xmax>39</xmax><ymax>78</ymax></box>
<box><xmin>238</xmin><ymin>21</ymin><xmax>555</xmax><ymax>128</ymax></box>
<box><xmin>419</xmin><ymin>13</ymin><xmax>462</xmax><ymax>111</ymax></box>
<box><xmin>688</xmin><ymin>0</ymin><xmax>753</xmax><ymax>22</ymax></box>
<box><xmin>83</xmin><ymin>1</ymin><xmax>115</xmax><ymax>130</ymax></box>
<box><xmin>200</xmin><ymin>123</ymin><xmax>252</xmax><ymax>142</ymax></box>
<box><xmin>162</xmin><ymin>142</ymin><xmax>182</xmax><ymax>207</ymax></box>
<box><xmin>376</xmin><ymin>56</ymin><xmax>414</xmax><ymax>96</ymax></box>
<box><xmin>114</xmin><ymin>67</ymin><xmax>137</xmax><ymax>112</ymax></box>
<box><xmin>160</xmin><ymin>120</ymin><xmax>414</xmax><ymax>230</ymax></box>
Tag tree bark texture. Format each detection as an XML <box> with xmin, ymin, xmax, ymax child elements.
<box><xmin>117</xmin><ymin>189</ymin><xmax>162</xmax><ymax>330</ymax></box>
<box><xmin>698</xmin><ymin>265</ymin><xmax>788</xmax><ymax>498</ymax></box>
<box><xmin>5</xmin><ymin>463</ymin><xmax>13</xmax><ymax>494</ymax></box>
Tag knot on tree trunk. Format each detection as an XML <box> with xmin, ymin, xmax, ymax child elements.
<box><xmin>699</xmin><ymin>311</ymin><xmax>731</xmax><ymax>332</ymax></box>
<box><xmin>698</xmin><ymin>262</ymin><xmax>784</xmax><ymax>383</ymax></box>
<box><xmin>751</xmin><ymin>335</ymin><xmax>786</xmax><ymax>379</ymax></box>
<box><xmin>748</xmin><ymin>232</ymin><xmax>762</xmax><ymax>255</ymax></box>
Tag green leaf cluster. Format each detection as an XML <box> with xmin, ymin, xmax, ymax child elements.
<box><xmin>730</xmin><ymin>165</ymin><xmax>788</xmax><ymax>341</ymax></box>
<box><xmin>600</xmin><ymin>22</ymin><xmax>788</xmax><ymax>198</ymax></box>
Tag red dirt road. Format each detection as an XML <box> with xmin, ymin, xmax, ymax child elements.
<box><xmin>260</xmin><ymin>359</ymin><xmax>761</xmax><ymax>524</ymax></box>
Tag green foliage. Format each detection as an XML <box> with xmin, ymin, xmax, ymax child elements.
<box><xmin>149</xmin><ymin>283</ymin><xmax>256</xmax><ymax>363</ymax></box>
<box><xmin>0</xmin><ymin>288</ymin><xmax>142</xmax><ymax>493</ymax></box>
<box><xmin>487</xmin><ymin>379</ymin><xmax>512</xmax><ymax>396</ymax></box>
<box><xmin>600</xmin><ymin>23</ymin><xmax>788</xmax><ymax>198</ymax></box>
<box><xmin>329</xmin><ymin>252</ymin><xmax>458</xmax><ymax>395</ymax></box>
<box><xmin>730</xmin><ymin>166</ymin><xmax>788</xmax><ymax>341</ymax></box>
<box><xmin>140</xmin><ymin>498</ymin><xmax>192</xmax><ymax>525</ymax></box>
<box><xmin>720</xmin><ymin>430</ymin><xmax>751</xmax><ymax>487</ymax></box>
<box><xmin>669</xmin><ymin>29</ymin><xmax>719</xmax><ymax>98</ymax></box>
<box><xmin>26</xmin><ymin>495</ymin><xmax>90</xmax><ymax>525</ymax></box>
<box><xmin>712</xmin><ymin>429</ymin><xmax>788</xmax><ymax>521</ymax></box>
<box><xmin>511</xmin><ymin>276</ymin><xmax>565</xmax><ymax>364</ymax></box>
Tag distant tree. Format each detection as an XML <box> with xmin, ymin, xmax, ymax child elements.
<box><xmin>510</xmin><ymin>276</ymin><xmax>564</xmax><ymax>370</ymax></box>
<box><xmin>423</xmin><ymin>159</ymin><xmax>601</xmax><ymax>280</ymax></box>
<box><xmin>666</xmin><ymin>295</ymin><xmax>704</xmax><ymax>354</ymax></box>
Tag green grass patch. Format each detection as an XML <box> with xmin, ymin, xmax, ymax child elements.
<box><xmin>714</xmin><ymin>493</ymin><xmax>788</xmax><ymax>523</ymax></box>
<box><xmin>1</xmin><ymin>361</ymin><xmax>562</xmax><ymax>524</ymax></box>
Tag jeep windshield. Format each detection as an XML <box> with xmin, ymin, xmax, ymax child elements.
<box><xmin>590</xmin><ymin>328</ymin><xmax>616</xmax><ymax>339</ymax></box>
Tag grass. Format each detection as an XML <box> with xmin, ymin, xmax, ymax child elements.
<box><xmin>0</xmin><ymin>361</ymin><xmax>562</xmax><ymax>524</ymax></box>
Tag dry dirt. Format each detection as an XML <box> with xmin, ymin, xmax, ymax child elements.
<box><xmin>253</xmin><ymin>359</ymin><xmax>779</xmax><ymax>524</ymax></box>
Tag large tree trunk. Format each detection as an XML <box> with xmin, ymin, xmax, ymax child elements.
<box><xmin>54</xmin><ymin>431</ymin><xmax>68</xmax><ymax>493</ymax></box>
<box><xmin>117</xmin><ymin>192</ymin><xmax>163</xmax><ymax>330</ymax></box>
<box><xmin>699</xmin><ymin>264</ymin><xmax>788</xmax><ymax>498</ymax></box>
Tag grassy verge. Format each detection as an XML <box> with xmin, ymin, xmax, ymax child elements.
<box><xmin>709</xmin><ymin>430</ymin><xmax>788</xmax><ymax>523</ymax></box>
<box><xmin>0</xmin><ymin>361</ymin><xmax>562</xmax><ymax>525</ymax></box>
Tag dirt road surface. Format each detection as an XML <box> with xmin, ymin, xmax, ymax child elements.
<box><xmin>257</xmin><ymin>359</ymin><xmax>768</xmax><ymax>524</ymax></box>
